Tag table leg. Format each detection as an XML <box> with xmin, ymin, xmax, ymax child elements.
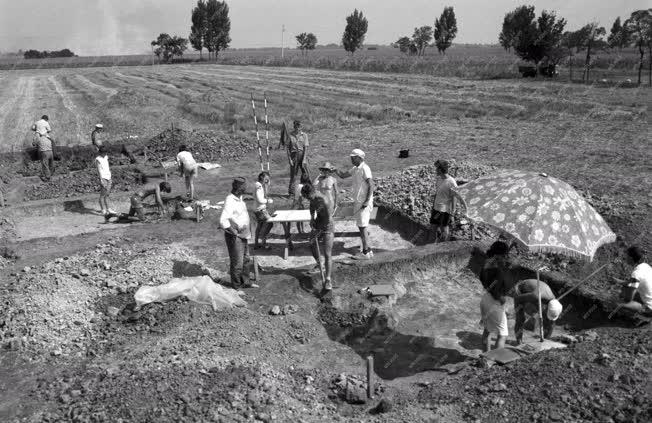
<box><xmin>282</xmin><ymin>222</ymin><xmax>291</xmax><ymax>260</ymax></box>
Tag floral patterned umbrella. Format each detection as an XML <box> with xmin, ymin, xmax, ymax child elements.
<box><xmin>457</xmin><ymin>170</ymin><xmax>616</xmax><ymax>261</ymax></box>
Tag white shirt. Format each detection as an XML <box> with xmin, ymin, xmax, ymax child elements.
<box><xmin>351</xmin><ymin>162</ymin><xmax>373</xmax><ymax>206</ymax></box>
<box><xmin>95</xmin><ymin>155</ymin><xmax>111</xmax><ymax>180</ymax></box>
<box><xmin>630</xmin><ymin>262</ymin><xmax>652</xmax><ymax>310</ymax></box>
<box><xmin>176</xmin><ymin>151</ymin><xmax>197</xmax><ymax>170</ymax></box>
<box><xmin>219</xmin><ymin>193</ymin><xmax>250</xmax><ymax>238</ymax></box>
<box><xmin>433</xmin><ymin>174</ymin><xmax>458</xmax><ymax>213</ymax></box>
<box><xmin>254</xmin><ymin>181</ymin><xmax>270</xmax><ymax>211</ymax></box>
<box><xmin>34</xmin><ymin>119</ymin><xmax>51</xmax><ymax>136</ymax></box>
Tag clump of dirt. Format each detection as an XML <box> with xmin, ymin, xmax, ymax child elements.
<box><xmin>142</xmin><ymin>127</ymin><xmax>255</xmax><ymax>164</ymax></box>
<box><xmin>0</xmin><ymin>216</ymin><xmax>16</xmax><ymax>244</ymax></box>
<box><xmin>418</xmin><ymin>327</ymin><xmax>652</xmax><ymax>423</ymax></box>
<box><xmin>22</xmin><ymin>166</ymin><xmax>144</xmax><ymax>201</ymax></box>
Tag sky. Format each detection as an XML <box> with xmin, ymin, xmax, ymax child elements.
<box><xmin>0</xmin><ymin>0</ymin><xmax>648</xmax><ymax>55</ymax></box>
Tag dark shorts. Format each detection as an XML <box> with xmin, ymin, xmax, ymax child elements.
<box><xmin>254</xmin><ymin>209</ymin><xmax>273</xmax><ymax>222</ymax></box>
<box><xmin>430</xmin><ymin>209</ymin><xmax>451</xmax><ymax>226</ymax></box>
<box><xmin>100</xmin><ymin>178</ymin><xmax>112</xmax><ymax>195</ymax></box>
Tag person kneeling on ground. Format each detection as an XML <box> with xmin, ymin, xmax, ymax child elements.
<box><xmin>176</xmin><ymin>144</ymin><xmax>198</xmax><ymax>200</ymax></box>
<box><xmin>301</xmin><ymin>183</ymin><xmax>334</xmax><ymax>291</ymax></box>
<box><xmin>254</xmin><ymin>171</ymin><xmax>275</xmax><ymax>250</ymax></box>
<box><xmin>512</xmin><ymin>279</ymin><xmax>563</xmax><ymax>344</ymax></box>
<box><xmin>430</xmin><ymin>159</ymin><xmax>466</xmax><ymax>242</ymax></box>
<box><xmin>613</xmin><ymin>246</ymin><xmax>652</xmax><ymax>316</ymax></box>
<box><xmin>479</xmin><ymin>241</ymin><xmax>513</xmax><ymax>352</ymax></box>
<box><xmin>220</xmin><ymin>177</ymin><xmax>258</xmax><ymax>289</ymax></box>
<box><xmin>107</xmin><ymin>182</ymin><xmax>171</xmax><ymax>222</ymax></box>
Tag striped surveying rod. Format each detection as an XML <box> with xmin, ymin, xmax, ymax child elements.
<box><xmin>250</xmin><ymin>93</ymin><xmax>264</xmax><ymax>171</ymax></box>
<box><xmin>264</xmin><ymin>92</ymin><xmax>270</xmax><ymax>171</ymax></box>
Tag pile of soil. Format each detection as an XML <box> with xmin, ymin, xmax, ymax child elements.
<box><xmin>418</xmin><ymin>327</ymin><xmax>651</xmax><ymax>423</ymax></box>
<box><xmin>0</xmin><ymin>242</ymin><xmax>224</xmax><ymax>357</ymax></box>
<box><xmin>375</xmin><ymin>161</ymin><xmax>498</xmax><ymax>224</ymax></box>
<box><xmin>141</xmin><ymin>127</ymin><xmax>255</xmax><ymax>164</ymax></box>
<box><xmin>22</xmin><ymin>166</ymin><xmax>145</xmax><ymax>201</ymax></box>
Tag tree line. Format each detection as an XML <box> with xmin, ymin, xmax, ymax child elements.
<box><xmin>148</xmin><ymin>2</ymin><xmax>651</xmax><ymax>85</ymax></box>
<box><xmin>394</xmin><ymin>7</ymin><xmax>458</xmax><ymax>56</ymax></box>
<box><xmin>499</xmin><ymin>6</ymin><xmax>652</xmax><ymax>83</ymax></box>
<box><xmin>23</xmin><ymin>49</ymin><xmax>76</xmax><ymax>59</ymax></box>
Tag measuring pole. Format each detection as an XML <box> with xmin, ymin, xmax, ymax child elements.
<box><xmin>264</xmin><ymin>92</ymin><xmax>270</xmax><ymax>171</ymax></box>
<box><xmin>250</xmin><ymin>93</ymin><xmax>263</xmax><ymax>171</ymax></box>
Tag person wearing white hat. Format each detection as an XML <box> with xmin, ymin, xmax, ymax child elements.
<box><xmin>335</xmin><ymin>149</ymin><xmax>374</xmax><ymax>259</ymax></box>
<box><xmin>91</xmin><ymin>124</ymin><xmax>104</xmax><ymax>150</ymax></box>
<box><xmin>513</xmin><ymin>278</ymin><xmax>563</xmax><ymax>344</ymax></box>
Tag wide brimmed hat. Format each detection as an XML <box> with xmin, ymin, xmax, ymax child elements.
<box><xmin>95</xmin><ymin>124</ymin><xmax>104</xmax><ymax>129</ymax></box>
<box><xmin>319</xmin><ymin>161</ymin><xmax>335</xmax><ymax>171</ymax></box>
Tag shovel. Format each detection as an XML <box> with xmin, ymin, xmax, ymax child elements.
<box><xmin>311</xmin><ymin>230</ymin><xmax>327</xmax><ymax>287</ymax></box>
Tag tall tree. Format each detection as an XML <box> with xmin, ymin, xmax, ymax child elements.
<box><xmin>499</xmin><ymin>6</ymin><xmax>566</xmax><ymax>71</ymax></box>
<box><xmin>607</xmin><ymin>17</ymin><xmax>630</xmax><ymax>50</ymax></box>
<box><xmin>204</xmin><ymin>0</ymin><xmax>231</xmax><ymax>59</ymax></box>
<box><xmin>395</xmin><ymin>36</ymin><xmax>416</xmax><ymax>55</ymax></box>
<box><xmin>412</xmin><ymin>26</ymin><xmax>433</xmax><ymax>56</ymax></box>
<box><xmin>296</xmin><ymin>32</ymin><xmax>317</xmax><ymax>55</ymax></box>
<box><xmin>560</xmin><ymin>30</ymin><xmax>584</xmax><ymax>80</ymax></box>
<box><xmin>434</xmin><ymin>6</ymin><xmax>458</xmax><ymax>54</ymax></box>
<box><xmin>151</xmin><ymin>34</ymin><xmax>189</xmax><ymax>62</ymax></box>
<box><xmin>189</xmin><ymin>0</ymin><xmax>207</xmax><ymax>59</ymax></box>
<box><xmin>577</xmin><ymin>22</ymin><xmax>606</xmax><ymax>82</ymax></box>
<box><xmin>342</xmin><ymin>9</ymin><xmax>368</xmax><ymax>54</ymax></box>
<box><xmin>624</xmin><ymin>9</ymin><xmax>652</xmax><ymax>85</ymax></box>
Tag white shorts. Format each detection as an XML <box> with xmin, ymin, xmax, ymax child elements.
<box><xmin>480</xmin><ymin>292</ymin><xmax>508</xmax><ymax>336</ymax></box>
<box><xmin>355</xmin><ymin>202</ymin><xmax>372</xmax><ymax>227</ymax></box>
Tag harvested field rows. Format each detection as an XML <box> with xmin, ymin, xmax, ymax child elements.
<box><xmin>0</xmin><ymin>64</ymin><xmax>647</xmax><ymax>153</ymax></box>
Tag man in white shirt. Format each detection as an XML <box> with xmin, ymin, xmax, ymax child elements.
<box><xmin>220</xmin><ymin>177</ymin><xmax>257</xmax><ymax>288</ymax></box>
<box><xmin>615</xmin><ymin>246</ymin><xmax>652</xmax><ymax>316</ymax></box>
<box><xmin>95</xmin><ymin>146</ymin><xmax>116</xmax><ymax>216</ymax></box>
<box><xmin>430</xmin><ymin>159</ymin><xmax>465</xmax><ymax>242</ymax></box>
<box><xmin>253</xmin><ymin>172</ymin><xmax>274</xmax><ymax>249</ymax></box>
<box><xmin>176</xmin><ymin>144</ymin><xmax>198</xmax><ymax>200</ymax></box>
<box><xmin>335</xmin><ymin>149</ymin><xmax>374</xmax><ymax>259</ymax></box>
<box><xmin>31</xmin><ymin>115</ymin><xmax>54</xmax><ymax>181</ymax></box>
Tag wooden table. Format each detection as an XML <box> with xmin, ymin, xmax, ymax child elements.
<box><xmin>266</xmin><ymin>210</ymin><xmax>312</xmax><ymax>260</ymax></box>
<box><xmin>259</xmin><ymin>206</ymin><xmax>377</xmax><ymax>260</ymax></box>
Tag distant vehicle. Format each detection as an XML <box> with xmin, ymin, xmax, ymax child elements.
<box><xmin>518</xmin><ymin>64</ymin><xmax>558</xmax><ymax>78</ymax></box>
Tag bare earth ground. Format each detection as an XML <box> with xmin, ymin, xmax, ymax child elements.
<box><xmin>0</xmin><ymin>64</ymin><xmax>651</xmax><ymax>422</ymax></box>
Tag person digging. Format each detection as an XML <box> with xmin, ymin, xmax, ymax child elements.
<box><xmin>512</xmin><ymin>279</ymin><xmax>563</xmax><ymax>344</ymax></box>
<box><xmin>106</xmin><ymin>182</ymin><xmax>171</xmax><ymax>222</ymax></box>
<box><xmin>301</xmin><ymin>183</ymin><xmax>335</xmax><ymax>291</ymax></box>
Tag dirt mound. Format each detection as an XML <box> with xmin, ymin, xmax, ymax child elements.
<box><xmin>23</xmin><ymin>166</ymin><xmax>144</xmax><ymax>201</ymax></box>
<box><xmin>418</xmin><ymin>327</ymin><xmax>652</xmax><ymax>423</ymax></box>
<box><xmin>142</xmin><ymin>127</ymin><xmax>255</xmax><ymax>164</ymax></box>
<box><xmin>0</xmin><ymin>242</ymin><xmax>224</xmax><ymax>357</ymax></box>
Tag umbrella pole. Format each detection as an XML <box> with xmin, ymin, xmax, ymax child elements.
<box><xmin>537</xmin><ymin>269</ymin><xmax>544</xmax><ymax>342</ymax></box>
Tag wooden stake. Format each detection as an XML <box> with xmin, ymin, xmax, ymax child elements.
<box><xmin>537</xmin><ymin>269</ymin><xmax>544</xmax><ymax>342</ymax></box>
<box><xmin>250</xmin><ymin>93</ymin><xmax>263</xmax><ymax>171</ymax></box>
<box><xmin>264</xmin><ymin>92</ymin><xmax>270</xmax><ymax>171</ymax></box>
<box><xmin>366</xmin><ymin>356</ymin><xmax>374</xmax><ymax>399</ymax></box>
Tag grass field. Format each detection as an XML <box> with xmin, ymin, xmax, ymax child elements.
<box><xmin>0</xmin><ymin>45</ymin><xmax>646</xmax><ymax>83</ymax></box>
<box><xmin>0</xmin><ymin>63</ymin><xmax>650</xmax><ymax>246</ymax></box>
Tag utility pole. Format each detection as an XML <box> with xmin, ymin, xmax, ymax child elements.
<box><xmin>281</xmin><ymin>24</ymin><xmax>285</xmax><ymax>58</ymax></box>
